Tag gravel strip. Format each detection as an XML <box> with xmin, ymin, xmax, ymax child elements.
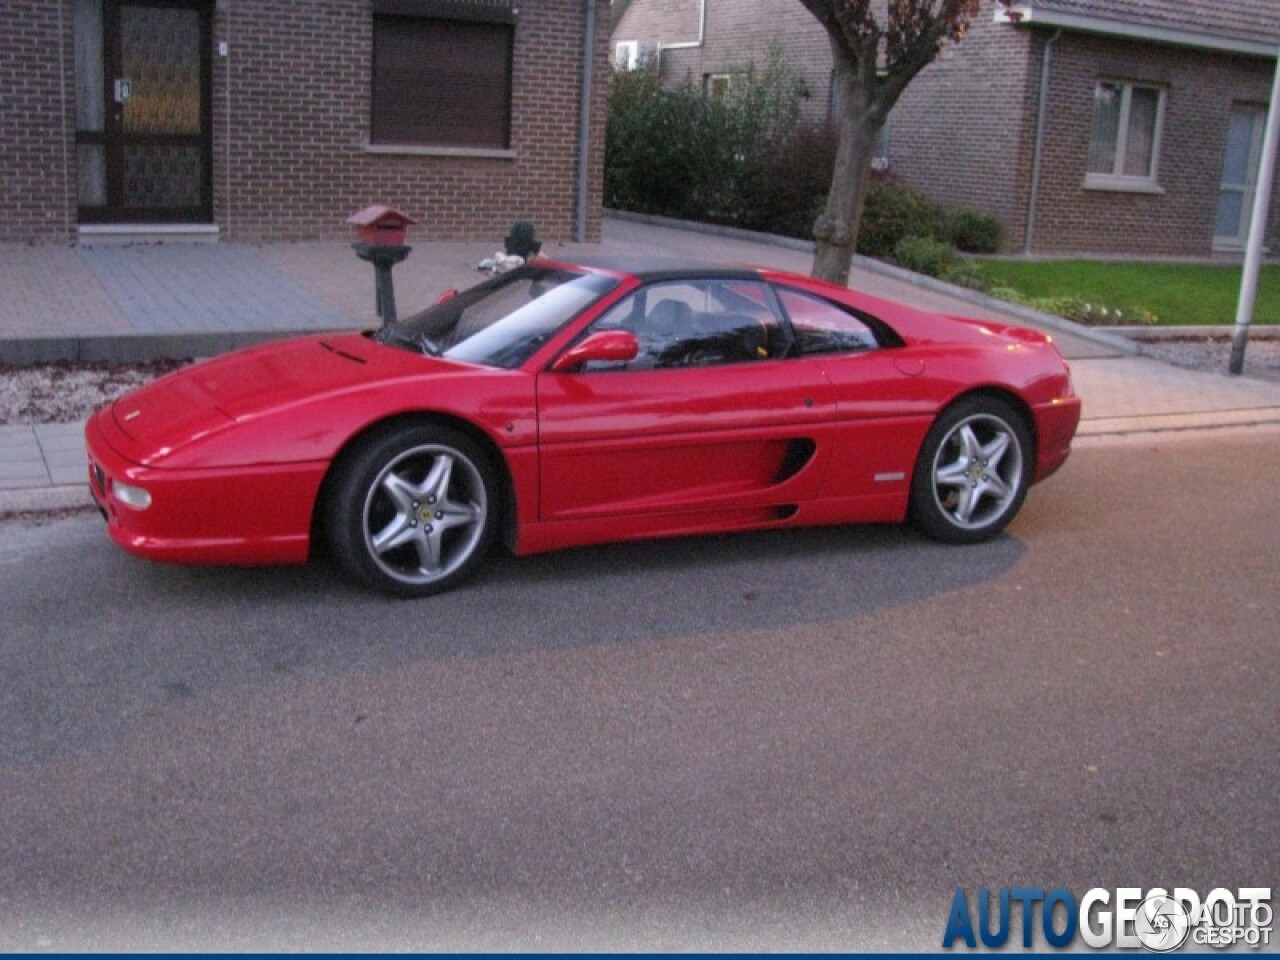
<box><xmin>0</xmin><ymin>360</ymin><xmax>186</xmax><ymax>425</ymax></box>
<box><xmin>1137</xmin><ymin>336</ymin><xmax>1280</xmax><ymax>381</ymax></box>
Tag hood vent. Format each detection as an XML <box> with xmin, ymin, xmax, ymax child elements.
<box><xmin>319</xmin><ymin>341</ymin><xmax>367</xmax><ymax>364</ymax></box>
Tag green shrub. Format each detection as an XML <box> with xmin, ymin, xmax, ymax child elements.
<box><xmin>857</xmin><ymin>180</ymin><xmax>944</xmax><ymax>258</ymax></box>
<box><xmin>606</xmin><ymin>62</ymin><xmax>1006</xmax><ymax>254</ymax></box>
<box><xmin>944</xmin><ymin>208</ymin><xmax>1003</xmax><ymax>254</ymax></box>
<box><xmin>893</xmin><ymin>235</ymin><xmax>956</xmax><ymax>278</ymax></box>
<box><xmin>605</xmin><ymin>46</ymin><xmax>817</xmax><ymax>233</ymax></box>
<box><xmin>990</xmin><ymin>286</ymin><xmax>1035</xmax><ymax>308</ymax></box>
<box><xmin>1062</xmin><ymin>302</ymin><xmax>1160</xmax><ymax>326</ymax></box>
<box><xmin>737</xmin><ymin>123</ymin><xmax>837</xmax><ymax>238</ymax></box>
<box><xmin>988</xmin><ymin>286</ymin><xmax>1159</xmax><ymax>325</ymax></box>
<box><xmin>604</xmin><ymin>70</ymin><xmax>739</xmax><ymax>220</ymax></box>
<box><xmin>943</xmin><ymin>257</ymin><xmax>990</xmax><ymax>292</ymax></box>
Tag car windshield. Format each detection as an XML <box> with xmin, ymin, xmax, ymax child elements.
<box><xmin>375</xmin><ymin>264</ymin><xmax>619</xmax><ymax>369</ymax></box>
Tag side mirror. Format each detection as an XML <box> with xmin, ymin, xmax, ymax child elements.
<box><xmin>435</xmin><ymin>289</ymin><xmax>459</xmax><ymax>305</ymax></box>
<box><xmin>550</xmin><ymin>330</ymin><xmax>639</xmax><ymax>373</ymax></box>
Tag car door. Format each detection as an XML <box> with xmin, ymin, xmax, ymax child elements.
<box><xmin>772</xmin><ymin>284</ymin><xmax>939</xmax><ymax>504</ymax></box>
<box><xmin>535</xmin><ymin>279</ymin><xmax>835</xmax><ymax>523</ymax></box>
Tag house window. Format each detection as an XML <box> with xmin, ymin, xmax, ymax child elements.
<box><xmin>371</xmin><ymin>8</ymin><xmax>514</xmax><ymax>149</ymax></box>
<box><xmin>704</xmin><ymin>73</ymin><xmax>734</xmax><ymax>100</ymax></box>
<box><xmin>1086</xmin><ymin>81</ymin><xmax>1165</xmax><ymax>191</ymax></box>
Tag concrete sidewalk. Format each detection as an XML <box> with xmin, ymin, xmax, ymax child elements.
<box><xmin>4</xmin><ymin>215</ymin><xmax>1280</xmax><ymax>512</ymax></box>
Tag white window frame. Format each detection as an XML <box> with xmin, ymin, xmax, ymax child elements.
<box><xmin>1084</xmin><ymin>81</ymin><xmax>1167</xmax><ymax>194</ymax></box>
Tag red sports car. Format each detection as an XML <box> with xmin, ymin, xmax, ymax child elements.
<box><xmin>86</xmin><ymin>258</ymin><xmax>1081</xmax><ymax>596</ymax></box>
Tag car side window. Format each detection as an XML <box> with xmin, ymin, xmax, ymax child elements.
<box><xmin>776</xmin><ymin>287</ymin><xmax>881</xmax><ymax>355</ymax></box>
<box><xmin>584</xmin><ymin>280</ymin><xmax>789</xmax><ymax>371</ymax></box>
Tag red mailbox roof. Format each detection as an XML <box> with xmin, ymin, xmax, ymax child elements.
<box><xmin>346</xmin><ymin>204</ymin><xmax>417</xmax><ymax>229</ymax></box>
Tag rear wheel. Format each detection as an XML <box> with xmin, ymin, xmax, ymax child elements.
<box><xmin>910</xmin><ymin>397</ymin><xmax>1032</xmax><ymax>544</ymax></box>
<box><xmin>326</xmin><ymin>424</ymin><xmax>497</xmax><ymax>597</ymax></box>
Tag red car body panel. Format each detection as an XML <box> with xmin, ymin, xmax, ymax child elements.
<box><xmin>87</xmin><ymin>410</ymin><xmax>325</xmax><ymax>564</ymax></box>
<box><xmin>85</xmin><ymin>260</ymin><xmax>1081</xmax><ymax>568</ymax></box>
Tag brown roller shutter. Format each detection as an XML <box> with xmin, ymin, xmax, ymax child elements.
<box><xmin>371</xmin><ymin>15</ymin><xmax>513</xmax><ymax>148</ymax></box>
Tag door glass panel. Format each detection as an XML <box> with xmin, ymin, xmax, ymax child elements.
<box><xmin>1216</xmin><ymin>106</ymin><xmax>1265</xmax><ymax>245</ymax></box>
<box><xmin>1221</xmin><ymin>109</ymin><xmax>1260</xmax><ymax>186</ymax></box>
<box><xmin>1215</xmin><ymin>191</ymin><xmax>1244</xmax><ymax>240</ymax></box>
<box><xmin>585</xmin><ymin>280</ymin><xmax>786</xmax><ymax>370</ymax></box>
<box><xmin>78</xmin><ymin>144</ymin><xmax>107</xmax><ymax>206</ymax></box>
<box><xmin>74</xmin><ymin>0</ymin><xmax>105</xmax><ymax>132</ymax></box>
<box><xmin>120</xmin><ymin>5</ymin><xmax>201</xmax><ymax>134</ymax></box>
<box><xmin>123</xmin><ymin>145</ymin><xmax>202</xmax><ymax>207</ymax></box>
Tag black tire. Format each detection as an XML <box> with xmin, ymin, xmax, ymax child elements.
<box><xmin>910</xmin><ymin>396</ymin><xmax>1033</xmax><ymax>544</ymax></box>
<box><xmin>325</xmin><ymin>424</ymin><xmax>498</xmax><ymax>597</ymax></box>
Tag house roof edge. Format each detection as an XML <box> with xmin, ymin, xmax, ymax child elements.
<box><xmin>997</xmin><ymin>4</ymin><xmax>1279</xmax><ymax>58</ymax></box>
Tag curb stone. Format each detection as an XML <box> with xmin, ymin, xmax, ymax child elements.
<box><xmin>0</xmin><ymin>484</ymin><xmax>94</xmax><ymax>515</ymax></box>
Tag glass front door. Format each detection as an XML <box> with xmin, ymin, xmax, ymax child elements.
<box><xmin>75</xmin><ymin>0</ymin><xmax>212</xmax><ymax>223</ymax></box>
<box><xmin>1214</xmin><ymin>105</ymin><xmax>1267</xmax><ymax>250</ymax></box>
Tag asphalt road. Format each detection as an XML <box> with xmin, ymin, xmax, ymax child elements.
<box><xmin>1</xmin><ymin>428</ymin><xmax>1277</xmax><ymax>951</ymax></box>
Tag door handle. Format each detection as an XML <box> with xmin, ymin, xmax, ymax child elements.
<box><xmin>113</xmin><ymin>77</ymin><xmax>132</xmax><ymax>103</ymax></box>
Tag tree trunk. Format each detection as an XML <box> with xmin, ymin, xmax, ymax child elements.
<box><xmin>811</xmin><ymin>65</ymin><xmax>881</xmax><ymax>286</ymax></box>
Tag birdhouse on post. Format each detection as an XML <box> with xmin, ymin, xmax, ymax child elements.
<box><xmin>347</xmin><ymin>205</ymin><xmax>417</xmax><ymax>327</ymax></box>
<box><xmin>347</xmin><ymin>204</ymin><xmax>416</xmax><ymax>247</ymax></box>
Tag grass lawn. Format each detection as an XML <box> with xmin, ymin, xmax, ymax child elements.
<box><xmin>978</xmin><ymin>260</ymin><xmax>1280</xmax><ymax>326</ymax></box>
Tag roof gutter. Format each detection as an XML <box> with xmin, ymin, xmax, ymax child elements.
<box><xmin>997</xmin><ymin>5</ymin><xmax>1279</xmax><ymax>58</ymax></box>
<box><xmin>1024</xmin><ymin>28</ymin><xmax>1061</xmax><ymax>256</ymax></box>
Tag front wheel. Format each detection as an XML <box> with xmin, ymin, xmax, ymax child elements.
<box><xmin>910</xmin><ymin>397</ymin><xmax>1032</xmax><ymax>544</ymax></box>
<box><xmin>326</xmin><ymin>424</ymin><xmax>498</xmax><ymax>597</ymax></box>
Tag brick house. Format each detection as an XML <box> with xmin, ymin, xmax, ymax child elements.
<box><xmin>1</xmin><ymin>0</ymin><xmax>610</xmax><ymax>244</ymax></box>
<box><xmin>612</xmin><ymin>0</ymin><xmax>1280</xmax><ymax>258</ymax></box>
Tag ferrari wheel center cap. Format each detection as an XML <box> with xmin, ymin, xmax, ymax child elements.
<box><xmin>418</xmin><ymin>506</ymin><xmax>434</xmax><ymax>524</ymax></box>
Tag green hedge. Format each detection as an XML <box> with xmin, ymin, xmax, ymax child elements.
<box><xmin>605</xmin><ymin>52</ymin><xmax>814</xmax><ymax>229</ymax></box>
<box><xmin>861</xmin><ymin>181</ymin><xmax>1003</xmax><ymax>257</ymax></box>
<box><xmin>605</xmin><ymin>62</ymin><xmax>1005</xmax><ymax>254</ymax></box>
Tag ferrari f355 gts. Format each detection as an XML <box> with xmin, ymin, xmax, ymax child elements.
<box><xmin>86</xmin><ymin>258</ymin><xmax>1081</xmax><ymax>596</ymax></box>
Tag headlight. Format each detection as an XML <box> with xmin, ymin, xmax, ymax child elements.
<box><xmin>112</xmin><ymin>481</ymin><xmax>152</xmax><ymax>511</ymax></box>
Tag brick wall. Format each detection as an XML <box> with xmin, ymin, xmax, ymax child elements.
<box><xmin>616</xmin><ymin>0</ymin><xmax>834</xmax><ymax>123</ymax></box>
<box><xmin>612</xmin><ymin>0</ymin><xmax>699</xmax><ymax>49</ymax></box>
<box><xmin>887</xmin><ymin>7</ymin><xmax>1040</xmax><ymax>252</ymax></box>
<box><xmin>0</xmin><ymin>0</ymin><xmax>607</xmax><ymax>243</ymax></box>
<box><xmin>0</xmin><ymin>0</ymin><xmax>76</xmax><ymax>242</ymax></box>
<box><xmin>612</xmin><ymin>0</ymin><xmax>1040</xmax><ymax>232</ymax></box>
<box><xmin>1029</xmin><ymin>32</ymin><xmax>1280</xmax><ymax>257</ymax></box>
<box><xmin>611</xmin><ymin>0</ymin><xmax>1280</xmax><ymax>258</ymax></box>
<box><xmin>214</xmin><ymin>0</ymin><xmax>607</xmax><ymax>242</ymax></box>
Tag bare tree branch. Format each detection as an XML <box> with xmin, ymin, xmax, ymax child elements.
<box><xmin>803</xmin><ymin>0</ymin><xmax>991</xmax><ymax>282</ymax></box>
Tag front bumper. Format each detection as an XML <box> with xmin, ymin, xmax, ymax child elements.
<box><xmin>85</xmin><ymin>410</ymin><xmax>327</xmax><ymax>566</ymax></box>
<box><xmin>1032</xmin><ymin>395</ymin><xmax>1083</xmax><ymax>483</ymax></box>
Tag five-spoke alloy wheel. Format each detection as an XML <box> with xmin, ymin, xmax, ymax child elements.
<box><xmin>910</xmin><ymin>397</ymin><xmax>1032</xmax><ymax>544</ymax></box>
<box><xmin>327</xmin><ymin>424</ymin><xmax>498</xmax><ymax>597</ymax></box>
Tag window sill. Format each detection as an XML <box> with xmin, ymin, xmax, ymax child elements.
<box><xmin>1082</xmin><ymin>175</ymin><xmax>1165</xmax><ymax>195</ymax></box>
<box><xmin>365</xmin><ymin>143</ymin><xmax>517</xmax><ymax>160</ymax></box>
<box><xmin>1212</xmin><ymin>241</ymin><xmax>1271</xmax><ymax>255</ymax></box>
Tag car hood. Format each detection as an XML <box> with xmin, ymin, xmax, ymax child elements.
<box><xmin>110</xmin><ymin>333</ymin><xmax>462</xmax><ymax>447</ymax></box>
